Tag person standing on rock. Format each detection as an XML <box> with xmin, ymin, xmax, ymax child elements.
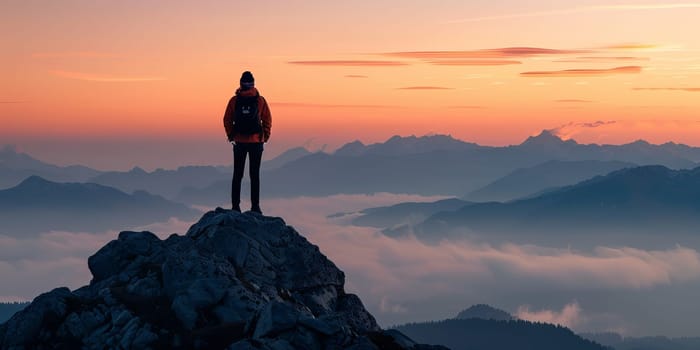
<box><xmin>223</xmin><ymin>71</ymin><xmax>272</xmax><ymax>214</ymax></box>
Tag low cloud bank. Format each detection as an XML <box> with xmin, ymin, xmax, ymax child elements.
<box><xmin>1</xmin><ymin>194</ymin><xmax>698</xmax><ymax>335</ymax></box>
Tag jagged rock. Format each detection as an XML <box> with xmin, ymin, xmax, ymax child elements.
<box><xmin>0</xmin><ymin>208</ymin><xmax>444</xmax><ymax>350</ymax></box>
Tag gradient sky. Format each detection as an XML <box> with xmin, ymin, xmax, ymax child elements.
<box><xmin>2</xmin><ymin>0</ymin><xmax>700</xmax><ymax>169</ymax></box>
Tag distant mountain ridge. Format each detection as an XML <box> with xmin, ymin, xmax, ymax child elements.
<box><xmin>89</xmin><ymin>146</ymin><xmax>313</xmax><ymax>200</ymax></box>
<box><xmin>8</xmin><ymin>132</ymin><xmax>700</xmax><ymax>204</ymax></box>
<box><xmin>0</xmin><ymin>145</ymin><xmax>101</xmax><ymax>189</ymax></box>
<box><xmin>89</xmin><ymin>165</ymin><xmax>229</xmax><ymax>199</ymax></box>
<box><xmin>466</xmin><ymin>160</ymin><xmax>636</xmax><ymax>202</ymax></box>
<box><xmin>0</xmin><ymin>176</ymin><xmax>199</xmax><ymax>235</ymax></box>
<box><xmin>260</xmin><ymin>131</ymin><xmax>700</xmax><ymax>199</ymax></box>
<box><xmin>334</xmin><ymin>134</ymin><xmax>481</xmax><ymax>156</ymax></box>
<box><xmin>408</xmin><ymin>165</ymin><xmax>700</xmax><ymax>242</ymax></box>
<box><xmin>178</xmin><ymin>131</ymin><xmax>700</xmax><ymax>204</ymax></box>
<box><xmin>346</xmin><ymin>198</ymin><xmax>471</xmax><ymax>229</ymax></box>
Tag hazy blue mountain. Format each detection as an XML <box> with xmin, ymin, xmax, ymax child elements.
<box><xmin>262</xmin><ymin>147</ymin><xmax>312</xmax><ymax>170</ymax></box>
<box><xmin>455</xmin><ymin>304</ymin><xmax>514</xmax><ymax>321</ymax></box>
<box><xmin>516</xmin><ymin>131</ymin><xmax>699</xmax><ymax>168</ymax></box>
<box><xmin>411</xmin><ymin>165</ymin><xmax>700</xmax><ymax>242</ymax></box>
<box><xmin>334</xmin><ymin>134</ymin><xmax>481</xmax><ymax>156</ymax></box>
<box><xmin>581</xmin><ymin>332</ymin><xmax>700</xmax><ymax>350</ymax></box>
<box><xmin>466</xmin><ymin>160</ymin><xmax>636</xmax><ymax>202</ymax></box>
<box><xmin>89</xmin><ymin>165</ymin><xmax>229</xmax><ymax>199</ymax></box>
<box><xmin>393</xmin><ymin>318</ymin><xmax>609</xmax><ymax>350</ymax></box>
<box><xmin>343</xmin><ymin>198</ymin><xmax>471</xmax><ymax>229</ymax></box>
<box><xmin>0</xmin><ymin>145</ymin><xmax>101</xmax><ymax>189</ymax></box>
<box><xmin>86</xmin><ymin>147</ymin><xmax>310</xmax><ymax>201</ymax></box>
<box><xmin>0</xmin><ymin>176</ymin><xmax>200</xmax><ymax>235</ymax></box>
<box><xmin>333</xmin><ymin>140</ymin><xmax>366</xmax><ymax>156</ymax></box>
<box><xmin>0</xmin><ymin>302</ymin><xmax>29</xmax><ymax>324</ymax></box>
<box><xmin>180</xmin><ymin>132</ymin><xmax>700</xmax><ymax>204</ymax></box>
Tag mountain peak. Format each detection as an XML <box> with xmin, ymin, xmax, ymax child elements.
<box><xmin>521</xmin><ymin>130</ymin><xmax>569</xmax><ymax>146</ymax></box>
<box><xmin>16</xmin><ymin>175</ymin><xmax>53</xmax><ymax>187</ymax></box>
<box><xmin>333</xmin><ymin>140</ymin><xmax>366</xmax><ymax>156</ymax></box>
<box><xmin>455</xmin><ymin>304</ymin><xmax>514</xmax><ymax>321</ymax></box>
<box><xmin>0</xmin><ymin>209</ymin><xmax>440</xmax><ymax>349</ymax></box>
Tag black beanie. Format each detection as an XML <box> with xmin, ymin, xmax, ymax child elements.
<box><xmin>240</xmin><ymin>71</ymin><xmax>254</xmax><ymax>89</ymax></box>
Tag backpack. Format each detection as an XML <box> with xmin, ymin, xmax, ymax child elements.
<box><xmin>234</xmin><ymin>92</ymin><xmax>262</xmax><ymax>135</ymax></box>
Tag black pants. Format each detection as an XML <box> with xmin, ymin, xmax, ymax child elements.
<box><xmin>232</xmin><ymin>142</ymin><xmax>264</xmax><ymax>208</ymax></box>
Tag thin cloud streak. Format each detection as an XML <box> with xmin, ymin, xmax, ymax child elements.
<box><xmin>427</xmin><ymin>59</ymin><xmax>522</xmax><ymax>66</ymax></box>
<box><xmin>385</xmin><ymin>48</ymin><xmax>588</xmax><ymax>59</ymax></box>
<box><xmin>555</xmin><ymin>57</ymin><xmax>650</xmax><ymax>63</ymax></box>
<box><xmin>288</xmin><ymin>60</ymin><xmax>408</xmax><ymax>66</ymax></box>
<box><xmin>521</xmin><ymin>66</ymin><xmax>642</xmax><ymax>77</ymax></box>
<box><xmin>601</xmin><ymin>43</ymin><xmax>659</xmax><ymax>50</ymax></box>
<box><xmin>345</xmin><ymin>75</ymin><xmax>369</xmax><ymax>78</ymax></box>
<box><xmin>51</xmin><ymin>70</ymin><xmax>166</xmax><ymax>82</ymax></box>
<box><xmin>449</xmin><ymin>3</ymin><xmax>700</xmax><ymax>23</ymax></box>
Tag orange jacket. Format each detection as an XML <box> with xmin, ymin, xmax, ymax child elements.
<box><xmin>223</xmin><ymin>87</ymin><xmax>272</xmax><ymax>143</ymax></box>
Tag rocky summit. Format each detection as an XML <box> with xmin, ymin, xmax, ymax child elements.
<box><xmin>0</xmin><ymin>209</ymin><xmax>444</xmax><ymax>350</ymax></box>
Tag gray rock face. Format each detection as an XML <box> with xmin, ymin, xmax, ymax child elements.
<box><xmin>0</xmin><ymin>208</ymin><xmax>444</xmax><ymax>350</ymax></box>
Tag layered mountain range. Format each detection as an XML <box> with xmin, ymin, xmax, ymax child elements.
<box><xmin>5</xmin><ymin>131</ymin><xmax>700</xmax><ymax>205</ymax></box>
<box><xmin>0</xmin><ymin>176</ymin><xmax>199</xmax><ymax>235</ymax></box>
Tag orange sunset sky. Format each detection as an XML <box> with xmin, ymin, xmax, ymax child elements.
<box><xmin>2</xmin><ymin>0</ymin><xmax>700</xmax><ymax>169</ymax></box>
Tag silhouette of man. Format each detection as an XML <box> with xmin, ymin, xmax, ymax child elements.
<box><xmin>223</xmin><ymin>71</ymin><xmax>272</xmax><ymax>213</ymax></box>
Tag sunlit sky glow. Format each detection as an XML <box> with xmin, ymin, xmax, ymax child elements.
<box><xmin>2</xmin><ymin>0</ymin><xmax>699</xmax><ymax>169</ymax></box>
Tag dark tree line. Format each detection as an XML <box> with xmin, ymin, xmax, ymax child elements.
<box><xmin>393</xmin><ymin>318</ymin><xmax>610</xmax><ymax>350</ymax></box>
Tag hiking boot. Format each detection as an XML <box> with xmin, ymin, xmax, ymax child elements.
<box><xmin>232</xmin><ymin>204</ymin><xmax>241</xmax><ymax>213</ymax></box>
<box><xmin>251</xmin><ymin>205</ymin><xmax>262</xmax><ymax>214</ymax></box>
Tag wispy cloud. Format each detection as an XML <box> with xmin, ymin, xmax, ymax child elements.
<box><xmin>548</xmin><ymin>121</ymin><xmax>617</xmax><ymax>139</ymax></box>
<box><xmin>633</xmin><ymin>87</ymin><xmax>700</xmax><ymax>92</ymax></box>
<box><xmin>396</xmin><ymin>86</ymin><xmax>454</xmax><ymax>90</ymax></box>
<box><xmin>427</xmin><ymin>59</ymin><xmax>522</xmax><ymax>66</ymax></box>
<box><xmin>600</xmin><ymin>43</ymin><xmax>659</xmax><ymax>50</ymax></box>
<box><xmin>449</xmin><ymin>4</ymin><xmax>700</xmax><ymax>23</ymax></box>
<box><xmin>50</xmin><ymin>70</ymin><xmax>166</xmax><ymax>82</ymax></box>
<box><xmin>0</xmin><ymin>101</ymin><xmax>28</xmax><ymax>104</ymax></box>
<box><xmin>385</xmin><ymin>48</ymin><xmax>588</xmax><ymax>59</ymax></box>
<box><xmin>345</xmin><ymin>75</ymin><xmax>369</xmax><ymax>78</ymax></box>
<box><xmin>517</xmin><ymin>302</ymin><xmax>583</xmax><ymax>328</ymax></box>
<box><xmin>288</xmin><ymin>60</ymin><xmax>408</xmax><ymax>66</ymax></box>
<box><xmin>555</xmin><ymin>56</ymin><xmax>650</xmax><ymax>63</ymax></box>
<box><xmin>521</xmin><ymin>66</ymin><xmax>642</xmax><ymax>77</ymax></box>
